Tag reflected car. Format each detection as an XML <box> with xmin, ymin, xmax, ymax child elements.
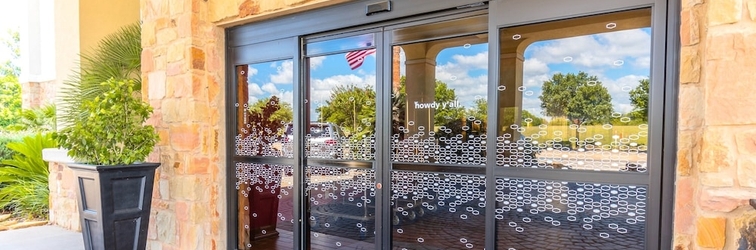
<box><xmin>282</xmin><ymin>123</ymin><xmax>348</xmax><ymax>158</ymax></box>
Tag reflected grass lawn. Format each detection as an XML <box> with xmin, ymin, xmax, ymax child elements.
<box><xmin>521</xmin><ymin>125</ymin><xmax>648</xmax><ymax>147</ymax></box>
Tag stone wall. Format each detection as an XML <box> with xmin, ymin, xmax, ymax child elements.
<box><xmin>675</xmin><ymin>0</ymin><xmax>756</xmax><ymax>249</ymax></box>
<box><xmin>48</xmin><ymin>162</ymin><xmax>79</xmax><ymax>231</ymax></box>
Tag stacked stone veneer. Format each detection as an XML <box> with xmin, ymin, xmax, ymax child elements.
<box><xmin>48</xmin><ymin>162</ymin><xmax>80</xmax><ymax>231</ymax></box>
<box><xmin>675</xmin><ymin>0</ymin><xmax>756</xmax><ymax>249</ymax></box>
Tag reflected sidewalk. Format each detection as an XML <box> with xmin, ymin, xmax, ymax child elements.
<box><xmin>0</xmin><ymin>225</ymin><xmax>83</xmax><ymax>250</ymax></box>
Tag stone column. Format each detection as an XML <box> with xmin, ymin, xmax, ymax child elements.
<box><xmin>497</xmin><ymin>51</ymin><xmax>524</xmax><ymax>139</ymax></box>
<box><xmin>141</xmin><ymin>0</ymin><xmax>226</xmax><ymax>249</ymax></box>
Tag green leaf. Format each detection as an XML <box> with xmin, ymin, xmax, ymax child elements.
<box><xmin>56</xmin><ymin>79</ymin><xmax>158</xmax><ymax>165</ymax></box>
<box><xmin>0</xmin><ymin>133</ymin><xmax>56</xmax><ymax>218</ymax></box>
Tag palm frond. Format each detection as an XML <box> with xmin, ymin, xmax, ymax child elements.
<box><xmin>59</xmin><ymin>23</ymin><xmax>141</xmax><ymax>125</ymax></box>
<box><xmin>0</xmin><ymin>133</ymin><xmax>56</xmax><ymax>218</ymax></box>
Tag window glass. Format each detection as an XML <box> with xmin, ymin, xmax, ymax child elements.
<box><xmin>391</xmin><ymin>35</ymin><xmax>489</xmax><ymax>165</ymax></box>
<box><xmin>235</xmin><ymin>60</ymin><xmax>295</xmax><ymax>158</ymax></box>
<box><xmin>496</xmin><ymin>9</ymin><xmax>652</xmax><ymax>172</ymax></box>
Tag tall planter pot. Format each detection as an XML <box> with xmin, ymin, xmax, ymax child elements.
<box><xmin>68</xmin><ymin>163</ymin><xmax>160</xmax><ymax>250</ymax></box>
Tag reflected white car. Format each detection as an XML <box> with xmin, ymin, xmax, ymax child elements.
<box><xmin>282</xmin><ymin>123</ymin><xmax>349</xmax><ymax>159</ymax></box>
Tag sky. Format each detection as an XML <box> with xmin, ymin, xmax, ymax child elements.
<box><xmin>246</xmin><ymin>27</ymin><xmax>651</xmax><ymax>121</ymax></box>
<box><xmin>0</xmin><ymin>0</ymin><xmax>25</xmax><ymax>64</ymax></box>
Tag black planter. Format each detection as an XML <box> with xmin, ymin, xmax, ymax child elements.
<box><xmin>68</xmin><ymin>163</ymin><xmax>160</xmax><ymax>250</ymax></box>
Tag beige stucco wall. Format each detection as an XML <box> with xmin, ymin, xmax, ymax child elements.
<box><xmin>674</xmin><ymin>0</ymin><xmax>756</xmax><ymax>249</ymax></box>
<box><xmin>79</xmin><ymin>0</ymin><xmax>139</xmax><ymax>54</ymax></box>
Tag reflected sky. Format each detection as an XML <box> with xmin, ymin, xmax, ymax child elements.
<box><xmin>244</xmin><ymin>27</ymin><xmax>650</xmax><ymax>119</ymax></box>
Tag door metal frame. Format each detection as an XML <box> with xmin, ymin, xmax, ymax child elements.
<box><xmin>225</xmin><ymin>0</ymin><xmax>679</xmax><ymax>249</ymax></box>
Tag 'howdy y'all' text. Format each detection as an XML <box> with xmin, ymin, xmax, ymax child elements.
<box><xmin>414</xmin><ymin>101</ymin><xmax>461</xmax><ymax>109</ymax></box>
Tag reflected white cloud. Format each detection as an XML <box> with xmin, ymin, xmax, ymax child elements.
<box><xmin>247</xmin><ymin>67</ymin><xmax>259</xmax><ymax>77</ymax></box>
<box><xmin>310</xmin><ymin>74</ymin><xmax>376</xmax><ymax>104</ymax></box>
<box><xmin>270</xmin><ymin>60</ymin><xmax>293</xmax><ymax>84</ymax></box>
<box><xmin>310</xmin><ymin>56</ymin><xmax>326</xmax><ymax>70</ymax></box>
<box><xmin>524</xmin><ymin>58</ymin><xmax>549</xmax><ymax>76</ymax></box>
<box><xmin>520</xmin><ymin>28</ymin><xmax>651</xmax><ymax>116</ymax></box>
<box><xmin>247</xmin><ymin>83</ymin><xmax>264</xmax><ymax>96</ymax></box>
<box><xmin>435</xmin><ymin>51</ymin><xmax>489</xmax><ymax>107</ymax></box>
<box><xmin>600</xmin><ymin>74</ymin><xmax>648</xmax><ymax>114</ymax></box>
<box><xmin>451</xmin><ymin>52</ymin><xmax>487</xmax><ymax>69</ymax></box>
<box><xmin>262</xmin><ymin>82</ymin><xmax>278</xmax><ymax>94</ymax></box>
<box><xmin>528</xmin><ymin>29</ymin><xmax>650</xmax><ymax>70</ymax></box>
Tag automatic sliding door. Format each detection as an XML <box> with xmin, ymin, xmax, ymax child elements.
<box><xmin>304</xmin><ymin>33</ymin><xmax>379</xmax><ymax>249</ymax></box>
<box><xmin>234</xmin><ymin>59</ymin><xmax>296</xmax><ymax>249</ymax></box>
<box><xmin>387</xmin><ymin>15</ymin><xmax>489</xmax><ymax>249</ymax></box>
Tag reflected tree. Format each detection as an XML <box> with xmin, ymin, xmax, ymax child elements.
<box><xmin>521</xmin><ymin>110</ymin><xmax>543</xmax><ymax>127</ymax></box>
<box><xmin>247</xmin><ymin>96</ymin><xmax>287</xmax><ymax>154</ymax></box>
<box><xmin>466</xmin><ymin>98</ymin><xmax>488</xmax><ymax>123</ymax></box>
<box><xmin>539</xmin><ymin>72</ymin><xmax>613</xmax><ymax>147</ymax></box>
<box><xmin>317</xmin><ymin>85</ymin><xmax>376</xmax><ymax>138</ymax></box>
<box><xmin>432</xmin><ymin>80</ymin><xmax>465</xmax><ymax>127</ymax></box>
<box><xmin>249</xmin><ymin>97</ymin><xmax>293</xmax><ymax>129</ymax></box>
<box><xmin>629</xmin><ymin>78</ymin><xmax>649</xmax><ymax>122</ymax></box>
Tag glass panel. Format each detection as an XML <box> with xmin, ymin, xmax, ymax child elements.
<box><xmin>391</xmin><ymin>171</ymin><xmax>486</xmax><ymax>249</ymax></box>
<box><xmin>235</xmin><ymin>60</ymin><xmax>295</xmax><ymax>158</ymax></box>
<box><xmin>235</xmin><ymin>163</ymin><xmax>294</xmax><ymax>249</ymax></box>
<box><xmin>306</xmin><ymin>47</ymin><xmax>377</xmax><ymax>161</ymax></box>
<box><xmin>495</xmin><ymin>178</ymin><xmax>647</xmax><ymax>249</ymax></box>
<box><xmin>307</xmin><ymin>33</ymin><xmax>375</xmax><ymax>56</ymax></box>
<box><xmin>391</xmin><ymin>34</ymin><xmax>488</xmax><ymax>165</ymax></box>
<box><xmin>496</xmin><ymin>9</ymin><xmax>652</xmax><ymax>172</ymax></box>
<box><xmin>307</xmin><ymin>166</ymin><xmax>376</xmax><ymax>249</ymax></box>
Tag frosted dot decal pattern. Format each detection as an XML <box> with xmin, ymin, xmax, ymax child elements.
<box><xmin>495</xmin><ymin>178</ymin><xmax>646</xmax><ymax>249</ymax></box>
<box><xmin>279</xmin><ymin>134</ymin><xmax>376</xmax><ymax>160</ymax></box>
<box><xmin>391</xmin><ymin>171</ymin><xmax>486</xmax><ymax>249</ymax></box>
<box><xmin>235</xmin><ymin>163</ymin><xmax>294</xmax><ymax>247</ymax></box>
<box><xmin>235</xmin><ymin>129</ymin><xmax>289</xmax><ymax>157</ymax></box>
<box><xmin>306</xmin><ymin>167</ymin><xmax>376</xmax><ymax>247</ymax></box>
<box><xmin>391</xmin><ymin>124</ymin><xmax>487</xmax><ymax>165</ymax></box>
<box><xmin>495</xmin><ymin>124</ymin><xmax>648</xmax><ymax>172</ymax></box>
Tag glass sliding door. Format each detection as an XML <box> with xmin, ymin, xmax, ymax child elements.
<box><xmin>387</xmin><ymin>14</ymin><xmax>489</xmax><ymax>249</ymax></box>
<box><xmin>304</xmin><ymin>32</ymin><xmax>380</xmax><ymax>249</ymax></box>
<box><xmin>234</xmin><ymin>59</ymin><xmax>296</xmax><ymax>249</ymax></box>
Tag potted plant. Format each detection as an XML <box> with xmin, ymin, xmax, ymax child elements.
<box><xmin>56</xmin><ymin>78</ymin><xmax>159</xmax><ymax>250</ymax></box>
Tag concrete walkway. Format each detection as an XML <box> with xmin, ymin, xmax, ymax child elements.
<box><xmin>0</xmin><ymin>225</ymin><xmax>84</xmax><ymax>250</ymax></box>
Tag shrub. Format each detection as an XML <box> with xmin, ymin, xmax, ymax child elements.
<box><xmin>0</xmin><ymin>132</ymin><xmax>28</xmax><ymax>162</ymax></box>
<box><xmin>0</xmin><ymin>133</ymin><xmax>57</xmax><ymax>219</ymax></box>
<box><xmin>56</xmin><ymin>79</ymin><xmax>158</xmax><ymax>165</ymax></box>
<box><xmin>5</xmin><ymin>105</ymin><xmax>56</xmax><ymax>133</ymax></box>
